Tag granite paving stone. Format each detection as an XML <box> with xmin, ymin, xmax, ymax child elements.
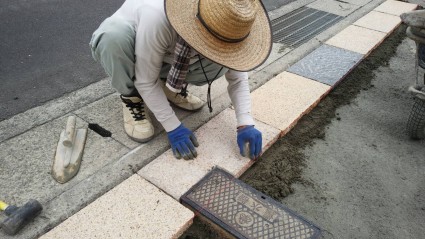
<box><xmin>340</xmin><ymin>0</ymin><xmax>373</xmax><ymax>5</ymax></box>
<box><xmin>353</xmin><ymin>11</ymin><xmax>402</xmax><ymax>33</ymax></box>
<box><xmin>326</xmin><ymin>25</ymin><xmax>387</xmax><ymax>55</ymax></box>
<box><xmin>374</xmin><ymin>0</ymin><xmax>417</xmax><ymax>16</ymax></box>
<box><xmin>139</xmin><ymin>108</ymin><xmax>280</xmax><ymax>200</ymax></box>
<box><xmin>40</xmin><ymin>175</ymin><xmax>194</xmax><ymax>239</ymax></box>
<box><xmin>0</xmin><ymin>114</ymin><xmax>128</xmax><ymax>207</ymax></box>
<box><xmin>307</xmin><ymin>0</ymin><xmax>361</xmax><ymax>17</ymax></box>
<box><xmin>251</xmin><ymin>71</ymin><xmax>331</xmax><ymax>132</ymax></box>
<box><xmin>74</xmin><ymin>93</ymin><xmax>191</xmax><ymax>149</ymax></box>
<box><xmin>288</xmin><ymin>44</ymin><xmax>363</xmax><ymax>86</ymax></box>
<box><xmin>0</xmin><ymin>78</ymin><xmax>114</xmax><ymax>143</ymax></box>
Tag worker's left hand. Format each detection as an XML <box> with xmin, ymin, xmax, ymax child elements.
<box><xmin>237</xmin><ymin>125</ymin><xmax>262</xmax><ymax>160</ymax></box>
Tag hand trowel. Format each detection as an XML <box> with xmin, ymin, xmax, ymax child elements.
<box><xmin>52</xmin><ymin>116</ymin><xmax>87</xmax><ymax>183</ymax></box>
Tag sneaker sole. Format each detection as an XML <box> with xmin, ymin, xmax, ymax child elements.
<box><xmin>127</xmin><ymin>134</ymin><xmax>154</xmax><ymax>143</ymax></box>
<box><xmin>168</xmin><ymin>100</ymin><xmax>205</xmax><ymax>112</ymax></box>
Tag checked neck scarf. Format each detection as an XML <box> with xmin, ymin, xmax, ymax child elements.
<box><xmin>166</xmin><ymin>36</ymin><xmax>223</xmax><ymax>112</ymax></box>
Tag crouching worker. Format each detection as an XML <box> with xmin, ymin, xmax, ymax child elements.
<box><xmin>89</xmin><ymin>0</ymin><xmax>272</xmax><ymax>160</ymax></box>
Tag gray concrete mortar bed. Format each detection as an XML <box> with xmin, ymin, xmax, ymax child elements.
<box><xmin>0</xmin><ymin>0</ymin><xmax>414</xmax><ymax>238</ymax></box>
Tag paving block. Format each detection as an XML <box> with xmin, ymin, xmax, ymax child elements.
<box><xmin>307</xmin><ymin>0</ymin><xmax>361</xmax><ymax>17</ymax></box>
<box><xmin>374</xmin><ymin>0</ymin><xmax>417</xmax><ymax>16</ymax></box>
<box><xmin>251</xmin><ymin>72</ymin><xmax>331</xmax><ymax>132</ymax></box>
<box><xmin>181</xmin><ymin>168</ymin><xmax>322</xmax><ymax>239</ymax></box>
<box><xmin>40</xmin><ymin>175</ymin><xmax>194</xmax><ymax>239</ymax></box>
<box><xmin>353</xmin><ymin>11</ymin><xmax>402</xmax><ymax>33</ymax></box>
<box><xmin>288</xmin><ymin>44</ymin><xmax>363</xmax><ymax>86</ymax></box>
<box><xmin>75</xmin><ymin>93</ymin><xmax>191</xmax><ymax>149</ymax></box>
<box><xmin>340</xmin><ymin>0</ymin><xmax>372</xmax><ymax>5</ymax></box>
<box><xmin>326</xmin><ymin>25</ymin><xmax>387</xmax><ymax>55</ymax></box>
<box><xmin>139</xmin><ymin>108</ymin><xmax>280</xmax><ymax>200</ymax></box>
<box><xmin>0</xmin><ymin>114</ymin><xmax>128</xmax><ymax>205</ymax></box>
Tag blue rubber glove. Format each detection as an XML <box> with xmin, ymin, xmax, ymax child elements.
<box><xmin>167</xmin><ymin>124</ymin><xmax>199</xmax><ymax>160</ymax></box>
<box><xmin>237</xmin><ymin>125</ymin><xmax>262</xmax><ymax>160</ymax></box>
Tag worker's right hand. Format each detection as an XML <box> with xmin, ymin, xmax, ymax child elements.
<box><xmin>167</xmin><ymin>124</ymin><xmax>199</xmax><ymax>160</ymax></box>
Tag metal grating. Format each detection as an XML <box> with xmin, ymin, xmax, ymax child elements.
<box><xmin>181</xmin><ymin>167</ymin><xmax>321</xmax><ymax>239</ymax></box>
<box><xmin>272</xmin><ymin>7</ymin><xmax>343</xmax><ymax>48</ymax></box>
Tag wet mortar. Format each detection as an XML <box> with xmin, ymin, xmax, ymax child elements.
<box><xmin>180</xmin><ymin>25</ymin><xmax>408</xmax><ymax>239</ymax></box>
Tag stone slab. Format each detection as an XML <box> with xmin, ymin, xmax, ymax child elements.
<box><xmin>353</xmin><ymin>11</ymin><xmax>402</xmax><ymax>33</ymax></box>
<box><xmin>139</xmin><ymin>108</ymin><xmax>280</xmax><ymax>200</ymax></box>
<box><xmin>40</xmin><ymin>175</ymin><xmax>194</xmax><ymax>239</ymax></box>
<box><xmin>341</xmin><ymin>0</ymin><xmax>373</xmax><ymax>5</ymax></box>
<box><xmin>288</xmin><ymin>44</ymin><xmax>363</xmax><ymax>86</ymax></box>
<box><xmin>182</xmin><ymin>168</ymin><xmax>321</xmax><ymax>239</ymax></box>
<box><xmin>326</xmin><ymin>25</ymin><xmax>387</xmax><ymax>55</ymax></box>
<box><xmin>0</xmin><ymin>78</ymin><xmax>114</xmax><ymax>143</ymax></box>
<box><xmin>307</xmin><ymin>0</ymin><xmax>361</xmax><ymax>17</ymax></box>
<box><xmin>374</xmin><ymin>0</ymin><xmax>417</xmax><ymax>16</ymax></box>
<box><xmin>74</xmin><ymin>93</ymin><xmax>190</xmax><ymax>149</ymax></box>
<box><xmin>251</xmin><ymin>72</ymin><xmax>331</xmax><ymax>132</ymax></box>
<box><xmin>0</xmin><ymin>114</ymin><xmax>129</xmax><ymax>207</ymax></box>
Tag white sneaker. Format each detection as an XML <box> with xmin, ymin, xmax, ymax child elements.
<box><xmin>162</xmin><ymin>84</ymin><xmax>205</xmax><ymax>111</ymax></box>
<box><xmin>120</xmin><ymin>95</ymin><xmax>154</xmax><ymax>143</ymax></box>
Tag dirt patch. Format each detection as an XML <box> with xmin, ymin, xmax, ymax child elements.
<box><xmin>180</xmin><ymin>25</ymin><xmax>407</xmax><ymax>239</ymax></box>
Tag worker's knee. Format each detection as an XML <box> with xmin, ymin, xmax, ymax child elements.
<box><xmin>90</xmin><ymin>18</ymin><xmax>135</xmax><ymax>61</ymax></box>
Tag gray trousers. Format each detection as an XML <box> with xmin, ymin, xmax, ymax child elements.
<box><xmin>89</xmin><ymin>17</ymin><xmax>227</xmax><ymax>96</ymax></box>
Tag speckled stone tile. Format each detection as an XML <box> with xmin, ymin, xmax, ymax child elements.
<box><xmin>374</xmin><ymin>0</ymin><xmax>417</xmax><ymax>16</ymax></box>
<box><xmin>288</xmin><ymin>45</ymin><xmax>363</xmax><ymax>86</ymax></box>
<box><xmin>75</xmin><ymin>93</ymin><xmax>191</xmax><ymax>149</ymax></box>
<box><xmin>354</xmin><ymin>11</ymin><xmax>402</xmax><ymax>33</ymax></box>
<box><xmin>326</xmin><ymin>25</ymin><xmax>387</xmax><ymax>55</ymax></box>
<box><xmin>341</xmin><ymin>0</ymin><xmax>372</xmax><ymax>5</ymax></box>
<box><xmin>251</xmin><ymin>72</ymin><xmax>331</xmax><ymax>132</ymax></box>
<box><xmin>139</xmin><ymin>108</ymin><xmax>280</xmax><ymax>200</ymax></box>
<box><xmin>307</xmin><ymin>0</ymin><xmax>361</xmax><ymax>17</ymax></box>
<box><xmin>40</xmin><ymin>175</ymin><xmax>194</xmax><ymax>239</ymax></box>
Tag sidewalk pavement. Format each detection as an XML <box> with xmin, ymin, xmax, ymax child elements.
<box><xmin>0</xmin><ymin>0</ymin><xmax>418</xmax><ymax>238</ymax></box>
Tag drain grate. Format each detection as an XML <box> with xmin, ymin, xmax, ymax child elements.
<box><xmin>272</xmin><ymin>7</ymin><xmax>343</xmax><ymax>48</ymax></box>
<box><xmin>181</xmin><ymin>167</ymin><xmax>321</xmax><ymax>239</ymax></box>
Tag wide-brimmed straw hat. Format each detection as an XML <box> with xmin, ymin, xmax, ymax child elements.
<box><xmin>165</xmin><ymin>0</ymin><xmax>272</xmax><ymax>72</ymax></box>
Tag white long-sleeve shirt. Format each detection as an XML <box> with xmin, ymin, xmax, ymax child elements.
<box><xmin>112</xmin><ymin>0</ymin><xmax>255</xmax><ymax>132</ymax></box>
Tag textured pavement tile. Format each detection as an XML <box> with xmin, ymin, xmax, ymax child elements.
<box><xmin>251</xmin><ymin>72</ymin><xmax>331</xmax><ymax>132</ymax></box>
<box><xmin>341</xmin><ymin>0</ymin><xmax>372</xmax><ymax>5</ymax></box>
<box><xmin>307</xmin><ymin>0</ymin><xmax>361</xmax><ymax>17</ymax></box>
<box><xmin>354</xmin><ymin>11</ymin><xmax>402</xmax><ymax>33</ymax></box>
<box><xmin>288</xmin><ymin>44</ymin><xmax>363</xmax><ymax>86</ymax></box>
<box><xmin>75</xmin><ymin>93</ymin><xmax>191</xmax><ymax>149</ymax></box>
<box><xmin>374</xmin><ymin>0</ymin><xmax>417</xmax><ymax>16</ymax></box>
<box><xmin>0</xmin><ymin>78</ymin><xmax>114</xmax><ymax>143</ymax></box>
<box><xmin>139</xmin><ymin>108</ymin><xmax>280</xmax><ymax>200</ymax></box>
<box><xmin>40</xmin><ymin>175</ymin><xmax>194</xmax><ymax>239</ymax></box>
<box><xmin>0</xmin><ymin>114</ymin><xmax>128</xmax><ymax>205</ymax></box>
<box><xmin>326</xmin><ymin>25</ymin><xmax>387</xmax><ymax>55</ymax></box>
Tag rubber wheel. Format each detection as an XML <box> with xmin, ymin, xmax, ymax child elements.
<box><xmin>407</xmin><ymin>97</ymin><xmax>425</xmax><ymax>140</ymax></box>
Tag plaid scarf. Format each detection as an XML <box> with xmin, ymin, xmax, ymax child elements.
<box><xmin>166</xmin><ymin>36</ymin><xmax>192</xmax><ymax>93</ymax></box>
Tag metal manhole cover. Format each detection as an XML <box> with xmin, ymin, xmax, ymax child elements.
<box><xmin>272</xmin><ymin>7</ymin><xmax>343</xmax><ymax>48</ymax></box>
<box><xmin>181</xmin><ymin>167</ymin><xmax>321</xmax><ymax>239</ymax></box>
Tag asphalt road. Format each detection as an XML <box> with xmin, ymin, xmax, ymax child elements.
<box><xmin>0</xmin><ymin>0</ymin><xmax>294</xmax><ymax>121</ymax></box>
<box><xmin>0</xmin><ymin>0</ymin><xmax>122</xmax><ymax>121</ymax></box>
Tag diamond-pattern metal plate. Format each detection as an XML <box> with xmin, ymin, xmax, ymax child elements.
<box><xmin>288</xmin><ymin>44</ymin><xmax>363</xmax><ymax>86</ymax></box>
<box><xmin>181</xmin><ymin>168</ymin><xmax>321</xmax><ymax>239</ymax></box>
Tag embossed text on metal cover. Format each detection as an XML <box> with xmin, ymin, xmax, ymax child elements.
<box><xmin>181</xmin><ymin>167</ymin><xmax>321</xmax><ymax>239</ymax></box>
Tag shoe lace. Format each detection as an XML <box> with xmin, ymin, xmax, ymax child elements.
<box><xmin>121</xmin><ymin>96</ymin><xmax>146</xmax><ymax>121</ymax></box>
<box><xmin>176</xmin><ymin>84</ymin><xmax>189</xmax><ymax>98</ymax></box>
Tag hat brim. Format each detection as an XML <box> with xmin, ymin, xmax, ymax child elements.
<box><xmin>165</xmin><ymin>0</ymin><xmax>272</xmax><ymax>72</ymax></box>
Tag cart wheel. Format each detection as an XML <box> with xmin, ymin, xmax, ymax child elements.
<box><xmin>407</xmin><ymin>97</ymin><xmax>425</xmax><ymax>139</ymax></box>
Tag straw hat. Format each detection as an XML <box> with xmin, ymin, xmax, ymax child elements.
<box><xmin>165</xmin><ymin>0</ymin><xmax>272</xmax><ymax>72</ymax></box>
